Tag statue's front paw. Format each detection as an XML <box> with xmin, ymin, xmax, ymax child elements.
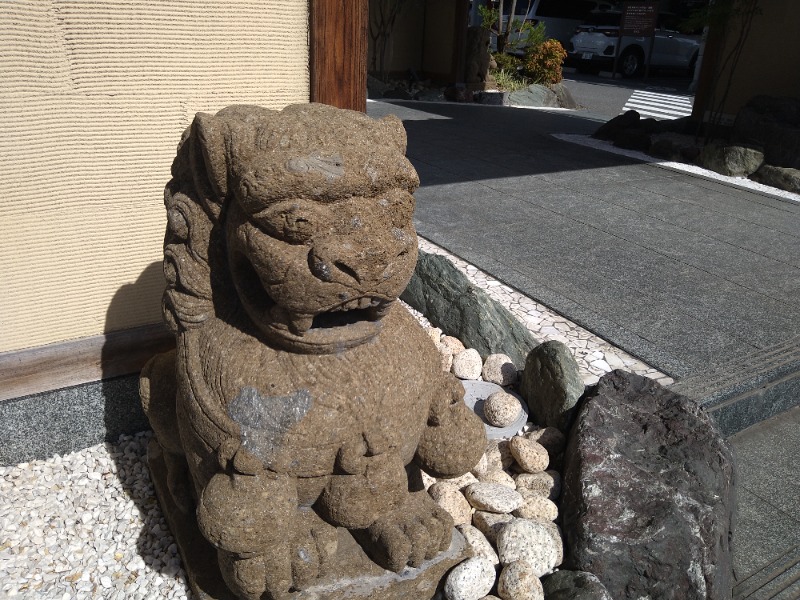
<box><xmin>365</xmin><ymin>491</ymin><xmax>454</xmax><ymax>572</ymax></box>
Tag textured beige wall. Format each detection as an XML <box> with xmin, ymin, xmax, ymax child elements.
<box><xmin>0</xmin><ymin>1</ymin><xmax>309</xmax><ymax>353</ymax></box>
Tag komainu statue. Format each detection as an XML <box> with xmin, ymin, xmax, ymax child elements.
<box><xmin>140</xmin><ymin>103</ymin><xmax>487</xmax><ymax>600</ymax></box>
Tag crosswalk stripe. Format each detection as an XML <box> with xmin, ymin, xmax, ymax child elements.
<box><xmin>624</xmin><ymin>103</ymin><xmax>690</xmax><ymax>119</ymax></box>
<box><xmin>621</xmin><ymin>89</ymin><xmax>694</xmax><ymax>120</ymax></box>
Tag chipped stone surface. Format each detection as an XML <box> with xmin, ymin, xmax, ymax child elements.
<box><xmin>497</xmin><ymin>560</ymin><xmax>545</xmax><ymax>600</ymax></box>
<box><xmin>496</xmin><ymin>519</ymin><xmax>560</xmax><ymax>576</ymax></box>
<box><xmin>464</xmin><ymin>483</ymin><xmax>524</xmax><ymax>514</ymax></box>
<box><xmin>444</xmin><ymin>557</ymin><xmax>496</xmax><ymax>600</ymax></box>
<box><xmin>508</xmin><ymin>437</ymin><xmax>549</xmax><ymax>474</ymax></box>
<box><xmin>483</xmin><ymin>391</ymin><xmax>522</xmax><ymax>427</ymax></box>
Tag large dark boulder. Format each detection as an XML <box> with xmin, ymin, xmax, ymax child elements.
<box><xmin>519</xmin><ymin>340</ymin><xmax>585</xmax><ymax>433</ymax></box>
<box><xmin>592</xmin><ymin>110</ymin><xmax>640</xmax><ymax>141</ymax></box>
<box><xmin>733</xmin><ymin>95</ymin><xmax>800</xmax><ymax>169</ymax></box>
<box><xmin>561</xmin><ymin>370</ymin><xmax>736</xmax><ymax>600</ymax></box>
<box><xmin>401</xmin><ymin>250</ymin><xmax>538</xmax><ymax>368</ymax></box>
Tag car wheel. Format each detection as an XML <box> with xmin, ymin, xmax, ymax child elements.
<box><xmin>620</xmin><ymin>47</ymin><xmax>644</xmax><ymax>78</ymax></box>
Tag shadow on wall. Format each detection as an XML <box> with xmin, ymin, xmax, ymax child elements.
<box><xmin>100</xmin><ymin>259</ymin><xmax>171</xmax><ymax>443</ymax></box>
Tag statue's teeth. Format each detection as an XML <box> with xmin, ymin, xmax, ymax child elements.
<box><xmin>287</xmin><ymin>313</ymin><xmax>314</xmax><ymax>335</ymax></box>
<box><xmin>368</xmin><ymin>301</ymin><xmax>392</xmax><ymax>320</ymax></box>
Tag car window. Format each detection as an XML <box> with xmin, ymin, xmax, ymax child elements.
<box><xmin>513</xmin><ymin>1</ymin><xmax>532</xmax><ymax>15</ymax></box>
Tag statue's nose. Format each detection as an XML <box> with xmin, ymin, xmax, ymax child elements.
<box><xmin>308</xmin><ymin>230</ymin><xmax>412</xmax><ymax>285</ymax></box>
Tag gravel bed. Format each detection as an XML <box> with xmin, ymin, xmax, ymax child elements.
<box><xmin>0</xmin><ymin>432</ymin><xmax>191</xmax><ymax>599</ymax></box>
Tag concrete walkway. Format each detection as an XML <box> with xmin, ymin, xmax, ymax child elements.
<box><xmin>367</xmin><ymin>100</ymin><xmax>800</xmax><ymax>598</ymax></box>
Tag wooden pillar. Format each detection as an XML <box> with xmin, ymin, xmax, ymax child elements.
<box><xmin>309</xmin><ymin>0</ymin><xmax>369</xmax><ymax>112</ymax></box>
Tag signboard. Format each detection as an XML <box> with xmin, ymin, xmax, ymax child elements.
<box><xmin>621</xmin><ymin>1</ymin><xmax>659</xmax><ymax>37</ymax></box>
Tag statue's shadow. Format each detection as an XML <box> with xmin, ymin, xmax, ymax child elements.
<box><xmin>100</xmin><ymin>261</ymin><xmax>189</xmax><ymax>592</ymax></box>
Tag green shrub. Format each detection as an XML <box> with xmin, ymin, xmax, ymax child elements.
<box><xmin>493</xmin><ymin>52</ymin><xmax>522</xmax><ymax>72</ymax></box>
<box><xmin>524</xmin><ymin>39</ymin><xmax>567</xmax><ymax>85</ymax></box>
<box><xmin>493</xmin><ymin>68</ymin><xmax>528</xmax><ymax>92</ymax></box>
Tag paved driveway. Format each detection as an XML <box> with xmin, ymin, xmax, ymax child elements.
<box><xmin>368</xmin><ymin>100</ymin><xmax>800</xmax><ymax>379</ymax></box>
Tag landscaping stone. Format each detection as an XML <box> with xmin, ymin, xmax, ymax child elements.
<box><xmin>429</xmin><ymin>481</ymin><xmax>473</xmax><ymax>527</ymax></box>
<box><xmin>561</xmin><ymin>370</ymin><xmax>736</xmax><ymax>600</ymax></box>
<box><xmin>519</xmin><ymin>341</ymin><xmax>584</xmax><ymax>433</ymax></box>
<box><xmin>524</xmin><ymin>427</ymin><xmax>566</xmax><ymax>457</ymax></box>
<box><xmin>733</xmin><ymin>95</ymin><xmax>800</xmax><ymax>169</ymax></box>
<box><xmin>514</xmin><ymin>471</ymin><xmax>561</xmax><ymax>501</ymax></box>
<box><xmin>457</xmin><ymin>524</ymin><xmax>500</xmax><ymax>566</ymax></box>
<box><xmin>402</xmin><ymin>251</ymin><xmax>539</xmax><ymax>367</ymax></box>
<box><xmin>484</xmin><ymin>390</ymin><xmax>522</xmax><ymax>427</ymax></box>
<box><xmin>700</xmin><ymin>140</ymin><xmax>764</xmax><ymax>177</ymax></box>
<box><xmin>482</xmin><ymin>353</ymin><xmax>519</xmax><ymax>387</ymax></box>
<box><xmin>444</xmin><ymin>557</ymin><xmax>497</xmax><ymax>600</ymax></box>
<box><xmin>591</xmin><ymin>110</ymin><xmax>640</xmax><ymax>141</ymax></box>
<box><xmin>613</xmin><ymin>127</ymin><xmax>651</xmax><ymax>151</ymax></box>
<box><xmin>496</xmin><ymin>519</ymin><xmax>560</xmax><ymax>576</ymax></box>
<box><xmin>541</xmin><ymin>570</ymin><xmax>613</xmax><ymax>600</ymax></box>
<box><xmin>512</xmin><ymin>495</ymin><xmax>558</xmax><ymax>521</ymax></box>
<box><xmin>465</xmin><ymin>482</ymin><xmax>524</xmax><ymax>514</ymax></box>
<box><xmin>477</xmin><ymin>468</ymin><xmax>517</xmax><ymax>489</ymax></box>
<box><xmin>473</xmin><ymin>511</ymin><xmax>514</xmax><ymax>545</ymax></box>
<box><xmin>508</xmin><ymin>84</ymin><xmax>559</xmax><ymax>108</ymax></box>
<box><xmin>497</xmin><ymin>560</ymin><xmax>545</xmax><ymax>600</ymax></box>
<box><xmin>750</xmin><ymin>164</ymin><xmax>800</xmax><ymax>194</ymax></box>
<box><xmin>508</xmin><ymin>437</ymin><xmax>549</xmax><ymax>473</ymax></box>
<box><xmin>453</xmin><ymin>348</ymin><xmax>484</xmax><ymax>380</ymax></box>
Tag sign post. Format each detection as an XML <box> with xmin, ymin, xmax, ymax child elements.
<box><xmin>613</xmin><ymin>1</ymin><xmax>659</xmax><ymax>78</ymax></box>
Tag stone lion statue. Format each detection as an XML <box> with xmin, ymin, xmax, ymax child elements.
<box><xmin>140</xmin><ymin>103</ymin><xmax>486</xmax><ymax>600</ymax></box>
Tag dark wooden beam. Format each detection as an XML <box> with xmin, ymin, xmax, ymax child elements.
<box><xmin>309</xmin><ymin>0</ymin><xmax>369</xmax><ymax>112</ymax></box>
<box><xmin>0</xmin><ymin>324</ymin><xmax>174</xmax><ymax>402</ymax></box>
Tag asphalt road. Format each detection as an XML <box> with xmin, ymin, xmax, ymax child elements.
<box><xmin>561</xmin><ymin>68</ymin><xmax>694</xmax><ymax>119</ymax></box>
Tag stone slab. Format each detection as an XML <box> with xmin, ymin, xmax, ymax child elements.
<box><xmin>670</xmin><ymin>336</ymin><xmax>800</xmax><ymax>436</ymax></box>
<box><xmin>0</xmin><ymin>374</ymin><xmax>146</xmax><ymax>465</ymax></box>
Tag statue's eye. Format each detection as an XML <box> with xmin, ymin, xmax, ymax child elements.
<box><xmin>252</xmin><ymin>201</ymin><xmax>316</xmax><ymax>244</ymax></box>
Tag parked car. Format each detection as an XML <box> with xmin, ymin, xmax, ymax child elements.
<box><xmin>567</xmin><ymin>11</ymin><xmax>701</xmax><ymax>77</ymax></box>
<box><xmin>492</xmin><ymin>0</ymin><xmax>616</xmax><ymax>52</ymax></box>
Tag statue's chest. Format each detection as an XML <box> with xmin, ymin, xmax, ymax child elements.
<box><xmin>194</xmin><ymin>319</ymin><xmax>436</xmax><ymax>476</ymax></box>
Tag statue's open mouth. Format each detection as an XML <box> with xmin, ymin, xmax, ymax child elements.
<box><xmin>232</xmin><ymin>252</ymin><xmax>395</xmax><ymax>353</ymax></box>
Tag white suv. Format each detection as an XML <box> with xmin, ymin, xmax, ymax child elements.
<box><xmin>567</xmin><ymin>11</ymin><xmax>701</xmax><ymax>77</ymax></box>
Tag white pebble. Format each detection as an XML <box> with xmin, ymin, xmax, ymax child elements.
<box><xmin>497</xmin><ymin>560</ymin><xmax>544</xmax><ymax>600</ymax></box>
<box><xmin>464</xmin><ymin>483</ymin><xmax>524</xmax><ymax>514</ymax></box>
<box><xmin>483</xmin><ymin>391</ymin><xmax>521</xmax><ymax>427</ymax></box>
<box><xmin>452</xmin><ymin>348</ymin><xmax>484</xmax><ymax>380</ymax></box>
<box><xmin>457</xmin><ymin>524</ymin><xmax>499</xmax><ymax>566</ymax></box>
<box><xmin>508</xmin><ymin>437</ymin><xmax>549</xmax><ymax>473</ymax></box>
<box><xmin>482</xmin><ymin>354</ymin><xmax>518</xmax><ymax>386</ymax></box>
<box><xmin>444</xmin><ymin>557</ymin><xmax>496</xmax><ymax>600</ymax></box>
<box><xmin>496</xmin><ymin>519</ymin><xmax>559</xmax><ymax>575</ymax></box>
<box><xmin>429</xmin><ymin>482</ymin><xmax>473</xmax><ymax>527</ymax></box>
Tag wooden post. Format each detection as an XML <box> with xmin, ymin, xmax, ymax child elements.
<box><xmin>309</xmin><ymin>0</ymin><xmax>369</xmax><ymax>112</ymax></box>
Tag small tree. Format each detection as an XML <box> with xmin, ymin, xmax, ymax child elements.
<box><xmin>369</xmin><ymin>0</ymin><xmax>410</xmax><ymax>83</ymax></box>
<box><xmin>479</xmin><ymin>0</ymin><xmax>534</xmax><ymax>54</ymax></box>
<box><xmin>685</xmin><ymin>0</ymin><xmax>761</xmax><ymax>141</ymax></box>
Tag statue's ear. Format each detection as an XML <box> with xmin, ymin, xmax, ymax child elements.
<box><xmin>192</xmin><ymin>113</ymin><xmax>228</xmax><ymax>198</ymax></box>
<box><xmin>379</xmin><ymin>114</ymin><xmax>408</xmax><ymax>154</ymax></box>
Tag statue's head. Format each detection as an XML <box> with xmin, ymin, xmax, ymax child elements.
<box><xmin>165</xmin><ymin>103</ymin><xmax>420</xmax><ymax>353</ymax></box>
